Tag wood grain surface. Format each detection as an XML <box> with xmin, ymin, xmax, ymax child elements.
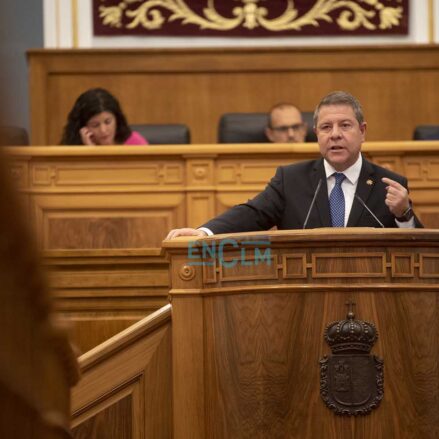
<box><xmin>27</xmin><ymin>46</ymin><xmax>439</xmax><ymax>145</ymax></box>
<box><xmin>44</xmin><ymin>249</ymin><xmax>169</xmax><ymax>353</ymax></box>
<box><xmin>72</xmin><ymin>305</ymin><xmax>172</xmax><ymax>439</ymax></box>
<box><xmin>7</xmin><ymin>143</ymin><xmax>439</xmax><ymax>246</ymax></box>
<box><xmin>166</xmin><ymin>229</ymin><xmax>439</xmax><ymax>439</ymax></box>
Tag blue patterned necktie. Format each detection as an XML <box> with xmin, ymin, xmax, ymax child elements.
<box><xmin>330</xmin><ymin>173</ymin><xmax>346</xmax><ymax>227</ymax></box>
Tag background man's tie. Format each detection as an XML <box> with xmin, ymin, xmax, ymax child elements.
<box><xmin>330</xmin><ymin>173</ymin><xmax>346</xmax><ymax>227</ymax></box>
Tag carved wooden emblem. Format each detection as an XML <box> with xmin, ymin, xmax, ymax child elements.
<box><xmin>320</xmin><ymin>301</ymin><xmax>384</xmax><ymax>416</ymax></box>
<box><xmin>179</xmin><ymin>264</ymin><xmax>196</xmax><ymax>281</ymax></box>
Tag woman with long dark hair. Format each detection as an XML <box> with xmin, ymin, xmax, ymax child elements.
<box><xmin>60</xmin><ymin>88</ymin><xmax>147</xmax><ymax>145</ymax></box>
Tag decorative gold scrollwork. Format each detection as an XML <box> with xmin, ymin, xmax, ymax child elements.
<box><xmin>179</xmin><ymin>264</ymin><xmax>196</xmax><ymax>281</ymax></box>
<box><xmin>98</xmin><ymin>0</ymin><xmax>405</xmax><ymax>32</ymax></box>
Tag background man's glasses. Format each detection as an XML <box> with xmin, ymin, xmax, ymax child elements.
<box><xmin>271</xmin><ymin>123</ymin><xmax>305</xmax><ymax>133</ymax></box>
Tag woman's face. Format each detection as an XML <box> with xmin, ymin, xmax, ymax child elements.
<box><xmin>85</xmin><ymin>111</ymin><xmax>117</xmax><ymax>145</ymax></box>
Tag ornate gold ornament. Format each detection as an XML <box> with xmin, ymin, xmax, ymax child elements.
<box><xmin>98</xmin><ymin>0</ymin><xmax>405</xmax><ymax>32</ymax></box>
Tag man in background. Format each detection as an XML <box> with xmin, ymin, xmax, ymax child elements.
<box><xmin>265</xmin><ymin>103</ymin><xmax>307</xmax><ymax>143</ymax></box>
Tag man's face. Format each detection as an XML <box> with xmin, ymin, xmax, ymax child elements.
<box><xmin>266</xmin><ymin>107</ymin><xmax>307</xmax><ymax>143</ymax></box>
<box><xmin>315</xmin><ymin>104</ymin><xmax>366</xmax><ymax>171</ymax></box>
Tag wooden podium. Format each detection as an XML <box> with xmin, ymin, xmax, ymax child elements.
<box><xmin>163</xmin><ymin>229</ymin><xmax>439</xmax><ymax>439</ymax></box>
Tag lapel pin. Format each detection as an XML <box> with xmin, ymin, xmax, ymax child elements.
<box><xmin>366</xmin><ymin>179</ymin><xmax>373</xmax><ymax>186</ymax></box>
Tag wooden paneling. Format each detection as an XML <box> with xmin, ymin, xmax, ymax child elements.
<box><xmin>44</xmin><ymin>249</ymin><xmax>170</xmax><ymax>353</ymax></box>
<box><xmin>28</xmin><ymin>46</ymin><xmax>439</xmax><ymax>145</ymax></box>
<box><xmin>71</xmin><ymin>305</ymin><xmax>172</xmax><ymax>439</ymax></box>
<box><xmin>5</xmin><ymin>143</ymin><xmax>439</xmax><ymax>355</ymax></box>
<box><xmin>164</xmin><ymin>229</ymin><xmax>439</xmax><ymax>439</ymax></box>
<box><xmin>7</xmin><ymin>143</ymin><xmax>439</xmax><ymax>242</ymax></box>
<box><xmin>202</xmin><ymin>291</ymin><xmax>437</xmax><ymax>438</ymax></box>
<box><xmin>72</xmin><ymin>395</ymin><xmax>132</xmax><ymax>439</ymax></box>
<box><xmin>171</xmin><ymin>297</ymin><xmax>205</xmax><ymax>439</ymax></box>
<box><xmin>42</xmin><ymin>208</ymin><xmax>172</xmax><ymax>249</ymax></box>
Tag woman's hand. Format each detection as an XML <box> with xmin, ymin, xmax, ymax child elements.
<box><xmin>80</xmin><ymin>127</ymin><xmax>96</xmax><ymax>145</ymax></box>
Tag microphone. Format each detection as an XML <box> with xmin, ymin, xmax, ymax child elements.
<box><xmin>354</xmin><ymin>194</ymin><xmax>385</xmax><ymax>228</ymax></box>
<box><xmin>303</xmin><ymin>179</ymin><xmax>322</xmax><ymax>229</ymax></box>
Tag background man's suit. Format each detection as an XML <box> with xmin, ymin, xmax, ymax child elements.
<box><xmin>202</xmin><ymin>156</ymin><xmax>423</xmax><ymax>233</ymax></box>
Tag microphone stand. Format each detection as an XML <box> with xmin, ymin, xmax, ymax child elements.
<box><xmin>303</xmin><ymin>179</ymin><xmax>322</xmax><ymax>229</ymax></box>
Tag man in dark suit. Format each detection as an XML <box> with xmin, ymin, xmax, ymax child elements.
<box><xmin>166</xmin><ymin>91</ymin><xmax>422</xmax><ymax>239</ymax></box>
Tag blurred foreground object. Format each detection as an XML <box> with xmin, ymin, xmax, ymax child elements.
<box><xmin>0</xmin><ymin>145</ymin><xmax>79</xmax><ymax>438</ymax></box>
<box><xmin>0</xmin><ymin>125</ymin><xmax>29</xmax><ymax>146</ymax></box>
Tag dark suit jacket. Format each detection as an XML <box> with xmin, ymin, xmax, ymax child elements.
<box><xmin>202</xmin><ymin>156</ymin><xmax>423</xmax><ymax>233</ymax></box>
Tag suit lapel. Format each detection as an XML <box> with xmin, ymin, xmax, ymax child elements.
<box><xmin>313</xmin><ymin>159</ymin><xmax>332</xmax><ymax>227</ymax></box>
<box><xmin>347</xmin><ymin>158</ymin><xmax>375</xmax><ymax>227</ymax></box>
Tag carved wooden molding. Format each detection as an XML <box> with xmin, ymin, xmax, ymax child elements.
<box><xmin>72</xmin><ymin>305</ymin><xmax>172</xmax><ymax>438</ymax></box>
<box><xmin>201</xmin><ymin>250</ymin><xmax>425</xmax><ymax>284</ymax></box>
<box><xmin>391</xmin><ymin>253</ymin><xmax>415</xmax><ymax>277</ymax></box>
<box><xmin>419</xmin><ymin>253</ymin><xmax>439</xmax><ymax>278</ymax></box>
<box><xmin>7</xmin><ymin>143</ymin><xmax>439</xmax><ymax>253</ymax></box>
<box><xmin>186</xmin><ymin>242</ymin><xmax>439</xmax><ymax>289</ymax></box>
<box><xmin>282</xmin><ymin>253</ymin><xmax>307</xmax><ymax>279</ymax></box>
<box><xmin>312</xmin><ymin>252</ymin><xmax>386</xmax><ymax>278</ymax></box>
<box><xmin>179</xmin><ymin>264</ymin><xmax>196</xmax><ymax>281</ymax></box>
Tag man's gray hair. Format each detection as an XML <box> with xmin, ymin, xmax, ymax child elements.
<box><xmin>313</xmin><ymin>91</ymin><xmax>364</xmax><ymax>127</ymax></box>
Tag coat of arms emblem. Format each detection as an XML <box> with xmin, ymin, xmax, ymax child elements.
<box><xmin>320</xmin><ymin>301</ymin><xmax>384</xmax><ymax>415</ymax></box>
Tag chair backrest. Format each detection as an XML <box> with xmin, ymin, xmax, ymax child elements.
<box><xmin>302</xmin><ymin>112</ymin><xmax>316</xmax><ymax>141</ymax></box>
<box><xmin>130</xmin><ymin>124</ymin><xmax>190</xmax><ymax>145</ymax></box>
<box><xmin>218</xmin><ymin>111</ymin><xmax>317</xmax><ymax>143</ymax></box>
<box><xmin>0</xmin><ymin>125</ymin><xmax>29</xmax><ymax>146</ymax></box>
<box><xmin>413</xmin><ymin>125</ymin><xmax>439</xmax><ymax>140</ymax></box>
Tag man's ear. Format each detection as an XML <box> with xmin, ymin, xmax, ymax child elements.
<box><xmin>265</xmin><ymin>127</ymin><xmax>274</xmax><ymax>142</ymax></box>
<box><xmin>360</xmin><ymin>122</ymin><xmax>367</xmax><ymax>140</ymax></box>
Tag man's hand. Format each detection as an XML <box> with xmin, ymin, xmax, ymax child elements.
<box><xmin>382</xmin><ymin>177</ymin><xmax>410</xmax><ymax>217</ymax></box>
<box><xmin>165</xmin><ymin>228</ymin><xmax>207</xmax><ymax>240</ymax></box>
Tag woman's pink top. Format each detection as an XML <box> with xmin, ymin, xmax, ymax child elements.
<box><xmin>124</xmin><ymin>131</ymin><xmax>148</xmax><ymax>145</ymax></box>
